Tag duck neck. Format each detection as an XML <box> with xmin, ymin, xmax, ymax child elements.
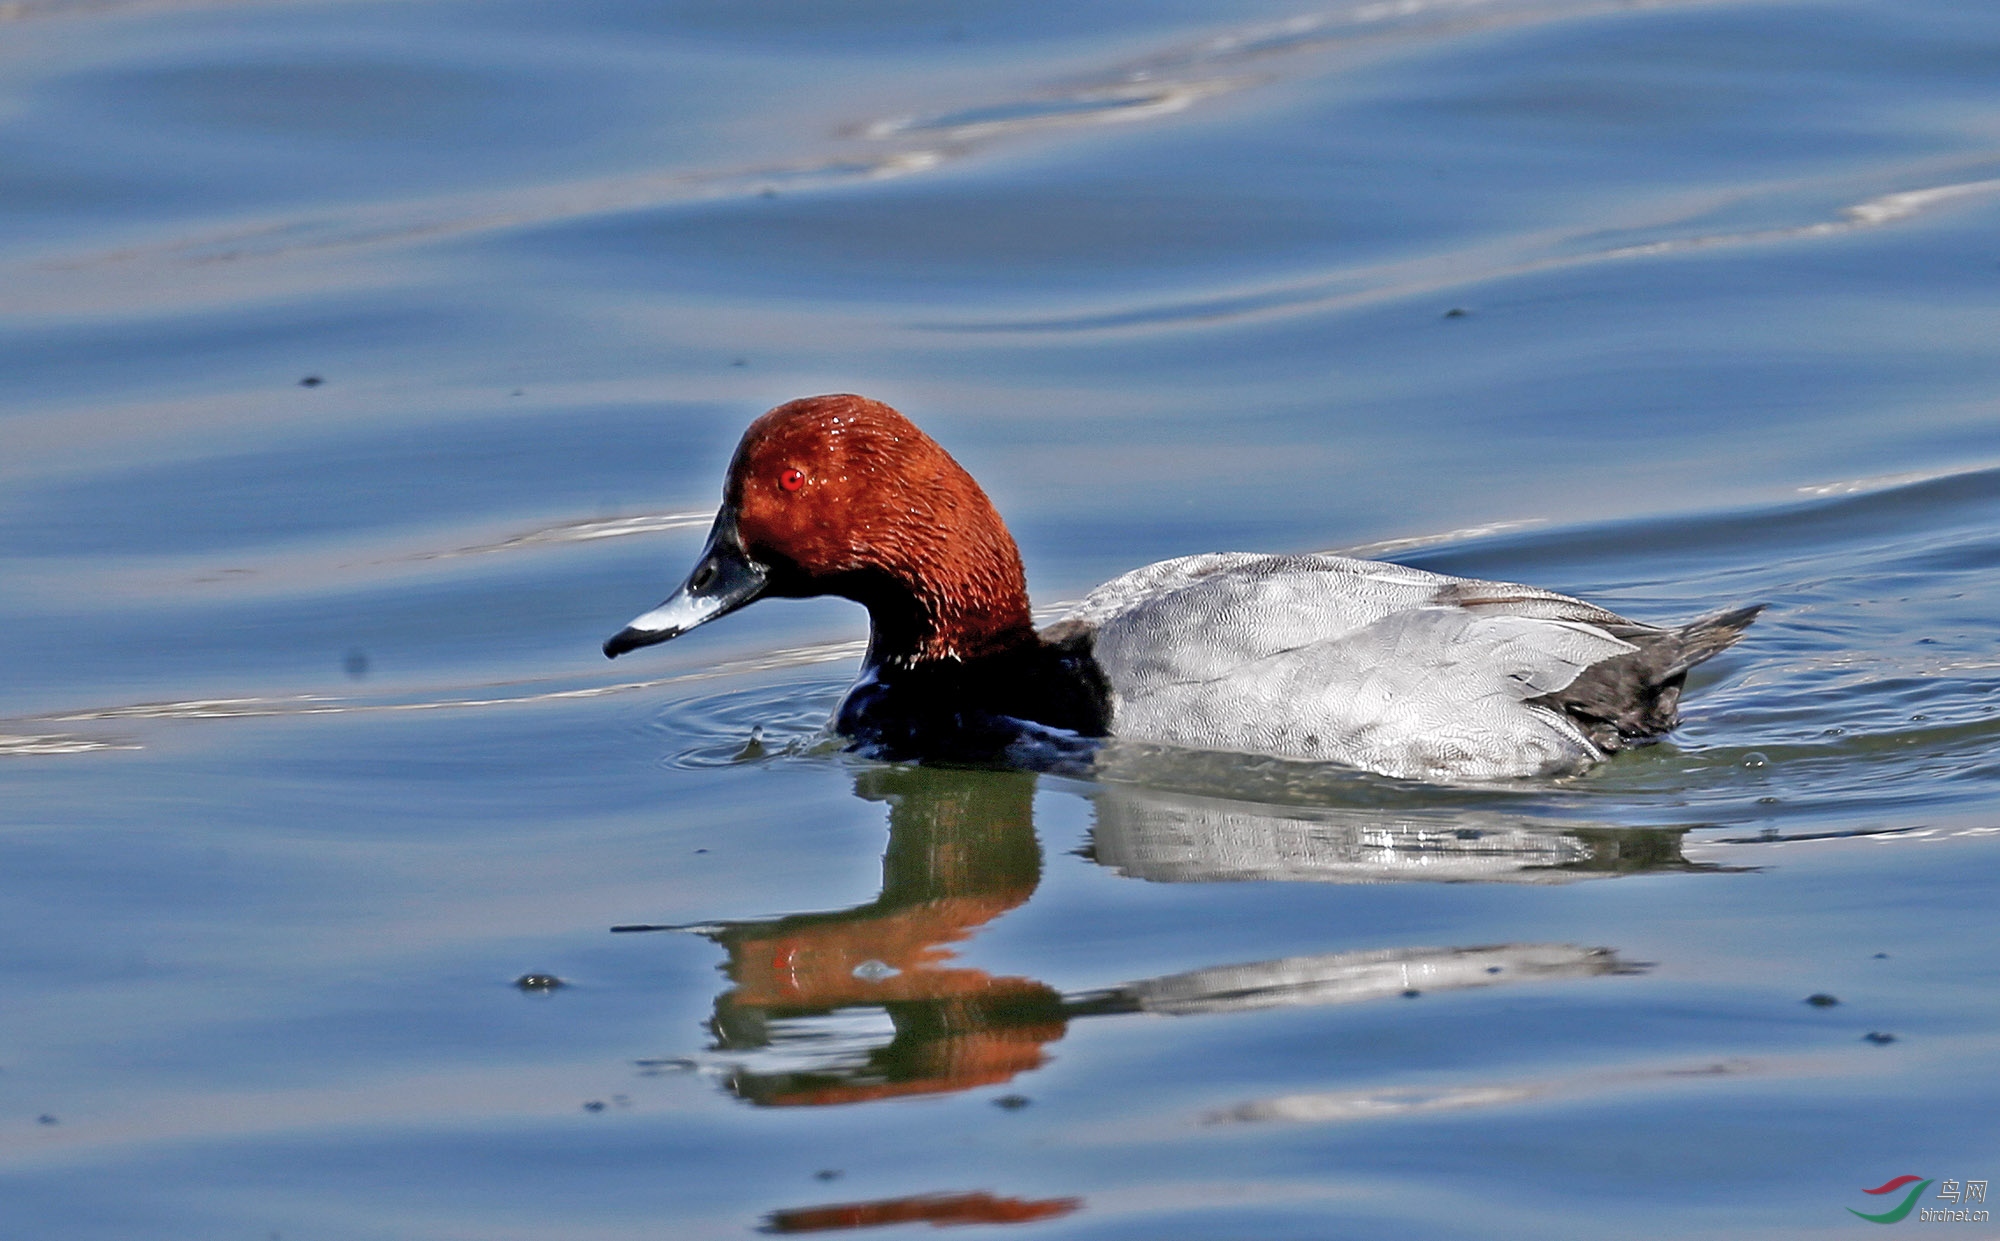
<box><xmin>849</xmin><ymin>538</ymin><xmax>1038</xmax><ymax>670</ymax></box>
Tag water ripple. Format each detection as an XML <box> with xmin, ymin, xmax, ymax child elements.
<box><xmin>929</xmin><ymin>170</ymin><xmax>2000</xmax><ymax>335</ymax></box>
<box><xmin>8</xmin><ymin>0</ymin><xmax>1740</xmax><ymax>312</ymax></box>
<box><xmin>0</xmin><ymin>731</ymin><xmax>139</xmax><ymax>755</ymax></box>
<box><xmin>646</xmin><ymin>680</ymin><xmax>849</xmax><ymax>769</ymax></box>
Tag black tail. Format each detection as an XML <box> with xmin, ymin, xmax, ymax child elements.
<box><xmin>1535</xmin><ymin>604</ymin><xmax>1765</xmax><ymax>752</ymax></box>
<box><xmin>1655</xmin><ymin>604</ymin><xmax>1765</xmax><ymax>682</ymax></box>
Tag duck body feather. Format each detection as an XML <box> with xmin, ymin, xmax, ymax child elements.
<box><xmin>1044</xmin><ymin>553</ymin><xmax>1757</xmax><ymax>782</ymax></box>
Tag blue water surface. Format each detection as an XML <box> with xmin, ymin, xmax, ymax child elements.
<box><xmin>2</xmin><ymin>1</ymin><xmax>1998</xmax><ymax>1237</ymax></box>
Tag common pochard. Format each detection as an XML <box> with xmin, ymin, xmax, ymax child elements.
<box><xmin>605</xmin><ymin>395</ymin><xmax>1760</xmax><ymax>782</ymax></box>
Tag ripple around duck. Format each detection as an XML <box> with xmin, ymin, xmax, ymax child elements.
<box><xmin>648</xmin><ymin>679</ymin><xmax>850</xmax><ymax>770</ymax></box>
<box><xmin>1572</xmin><ymin>718</ymin><xmax>2000</xmax><ymax>817</ymax></box>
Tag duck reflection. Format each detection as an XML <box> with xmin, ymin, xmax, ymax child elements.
<box><xmin>674</xmin><ymin>767</ymin><xmax>1700</xmax><ymax>1110</ymax></box>
<box><xmin>704</xmin><ymin>768</ymin><xmax>1062</xmax><ymax>1107</ymax></box>
<box><xmin>1090</xmin><ymin>784</ymin><xmax>1715</xmax><ymax>885</ymax></box>
<box><xmin>760</xmin><ymin>1190</ymin><xmax>1081</xmax><ymax>1234</ymax></box>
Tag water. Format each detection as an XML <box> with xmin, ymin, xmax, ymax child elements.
<box><xmin>3</xmin><ymin>1</ymin><xmax>1998</xmax><ymax>1236</ymax></box>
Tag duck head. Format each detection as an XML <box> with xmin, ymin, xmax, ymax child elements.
<box><xmin>604</xmin><ymin>395</ymin><xmax>1037</xmax><ymax>667</ymax></box>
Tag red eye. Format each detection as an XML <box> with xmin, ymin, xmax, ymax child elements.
<box><xmin>779</xmin><ymin>468</ymin><xmax>805</xmax><ymax>492</ymax></box>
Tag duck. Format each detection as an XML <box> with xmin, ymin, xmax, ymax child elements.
<box><xmin>604</xmin><ymin>394</ymin><xmax>1760</xmax><ymax>783</ymax></box>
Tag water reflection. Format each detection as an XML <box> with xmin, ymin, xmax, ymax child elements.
<box><xmin>702</xmin><ymin>769</ymin><xmax>1061</xmax><ymax>1107</ymax></box>
<box><xmin>663</xmin><ymin>767</ymin><xmax>1695</xmax><ymax>1110</ymax></box>
<box><xmin>760</xmin><ymin>1191</ymin><xmax>1081</xmax><ymax>1234</ymax></box>
<box><xmin>1091</xmin><ymin>783</ymin><xmax>1716</xmax><ymax>885</ymax></box>
<box><xmin>1070</xmin><ymin>942</ymin><xmax>1634</xmax><ymax>1018</ymax></box>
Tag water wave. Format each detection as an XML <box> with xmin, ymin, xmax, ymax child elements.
<box><xmin>931</xmin><ymin>170</ymin><xmax>2000</xmax><ymax>335</ymax></box>
<box><xmin>10</xmin><ymin>0</ymin><xmax>1745</xmax><ymax>308</ymax></box>
<box><xmin>0</xmin><ymin>731</ymin><xmax>139</xmax><ymax>755</ymax></box>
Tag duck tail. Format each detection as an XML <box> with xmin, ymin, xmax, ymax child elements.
<box><xmin>1656</xmin><ymin>604</ymin><xmax>1766</xmax><ymax>684</ymax></box>
<box><xmin>1534</xmin><ymin>603</ymin><xmax>1764</xmax><ymax>751</ymax></box>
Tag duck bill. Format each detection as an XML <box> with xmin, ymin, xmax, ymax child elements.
<box><xmin>603</xmin><ymin>511</ymin><xmax>770</xmax><ymax>658</ymax></box>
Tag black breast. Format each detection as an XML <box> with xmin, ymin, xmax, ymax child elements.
<box><xmin>833</xmin><ymin>635</ymin><xmax>1111</xmax><ymax>767</ymax></box>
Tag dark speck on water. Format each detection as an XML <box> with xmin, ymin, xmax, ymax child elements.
<box><xmin>2</xmin><ymin>1</ymin><xmax>1998</xmax><ymax>1237</ymax></box>
<box><xmin>1805</xmin><ymin>993</ymin><xmax>1840</xmax><ymax>1007</ymax></box>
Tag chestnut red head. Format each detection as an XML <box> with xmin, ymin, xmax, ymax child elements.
<box><xmin>605</xmin><ymin>395</ymin><xmax>1036</xmax><ymax>665</ymax></box>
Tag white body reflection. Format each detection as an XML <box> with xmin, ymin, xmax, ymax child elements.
<box><xmin>1091</xmin><ymin>782</ymin><xmax>1713</xmax><ymax>885</ymax></box>
<box><xmin>1085</xmin><ymin>943</ymin><xmax>1633</xmax><ymax>1018</ymax></box>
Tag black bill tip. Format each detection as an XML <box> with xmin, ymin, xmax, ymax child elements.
<box><xmin>601</xmin><ymin>509</ymin><xmax>769</xmax><ymax>661</ymax></box>
<box><xmin>603</xmin><ymin>627</ymin><xmax>663</xmax><ymax>659</ymax></box>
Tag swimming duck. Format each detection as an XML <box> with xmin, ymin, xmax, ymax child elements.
<box><xmin>604</xmin><ymin>395</ymin><xmax>1759</xmax><ymax>782</ymax></box>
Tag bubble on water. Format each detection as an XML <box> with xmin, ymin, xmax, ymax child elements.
<box><xmin>852</xmin><ymin>959</ymin><xmax>900</xmax><ymax>982</ymax></box>
<box><xmin>1741</xmin><ymin>752</ymin><xmax>1769</xmax><ymax>769</ymax></box>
